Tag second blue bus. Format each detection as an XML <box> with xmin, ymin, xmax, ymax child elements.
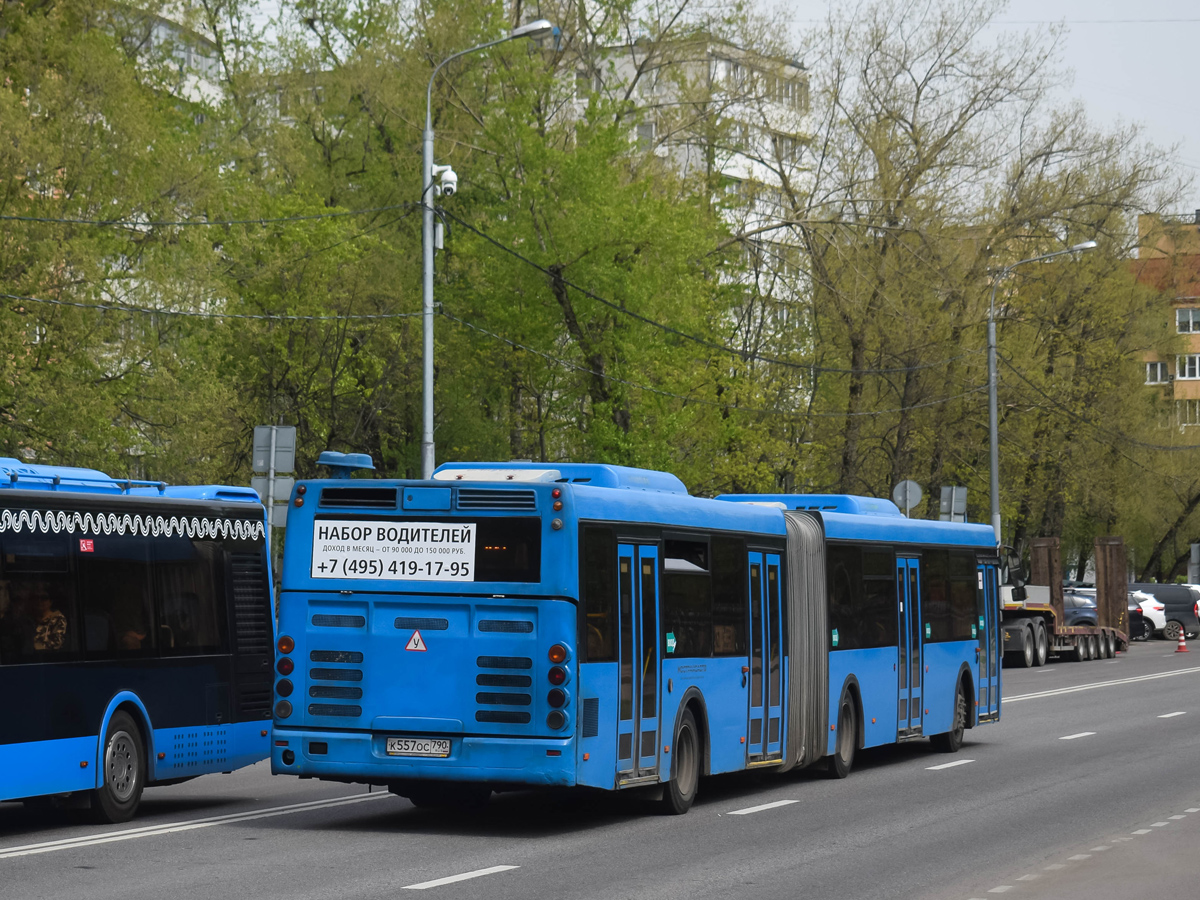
<box><xmin>271</xmin><ymin>456</ymin><xmax>1001</xmax><ymax>813</ymax></box>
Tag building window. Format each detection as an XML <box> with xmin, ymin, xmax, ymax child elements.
<box><xmin>1178</xmin><ymin>355</ymin><xmax>1200</xmax><ymax>379</ymax></box>
<box><xmin>1146</xmin><ymin>361</ymin><xmax>1170</xmax><ymax>384</ymax></box>
<box><xmin>1178</xmin><ymin>309</ymin><xmax>1200</xmax><ymax>333</ymax></box>
<box><xmin>1178</xmin><ymin>399</ymin><xmax>1200</xmax><ymax>428</ymax></box>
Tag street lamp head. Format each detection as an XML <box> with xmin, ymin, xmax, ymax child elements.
<box><xmin>1070</xmin><ymin>240</ymin><xmax>1098</xmax><ymax>252</ymax></box>
<box><xmin>511</xmin><ymin>19</ymin><xmax>555</xmax><ymax>39</ymax></box>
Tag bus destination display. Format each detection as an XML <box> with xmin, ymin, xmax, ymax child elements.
<box><xmin>311</xmin><ymin>520</ymin><xmax>476</xmax><ymax>581</ymax></box>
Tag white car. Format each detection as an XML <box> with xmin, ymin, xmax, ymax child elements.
<box><xmin>1131</xmin><ymin>589</ymin><xmax>1166</xmax><ymax>637</ymax></box>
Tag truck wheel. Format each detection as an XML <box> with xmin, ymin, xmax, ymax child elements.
<box><xmin>1164</xmin><ymin>620</ymin><xmax>1184</xmax><ymax>642</ymax></box>
<box><xmin>1089</xmin><ymin>635</ymin><xmax>1100</xmax><ymax>659</ymax></box>
<box><xmin>930</xmin><ymin>681</ymin><xmax>966</xmax><ymax>753</ymax></box>
<box><xmin>1019</xmin><ymin>627</ymin><xmax>1035</xmax><ymax>668</ymax></box>
<box><xmin>1033</xmin><ymin>622</ymin><xmax>1049</xmax><ymax>666</ymax></box>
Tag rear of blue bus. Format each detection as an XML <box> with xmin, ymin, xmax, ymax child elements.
<box><xmin>271</xmin><ymin>477</ymin><xmax>581</xmax><ymax>792</ymax></box>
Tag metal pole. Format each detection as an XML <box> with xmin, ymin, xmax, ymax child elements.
<box><xmin>421</xmin><ymin>118</ymin><xmax>435</xmax><ymax>480</ymax></box>
<box><xmin>985</xmin><ymin>241</ymin><xmax>1095</xmax><ymax>547</ymax></box>
<box><xmin>420</xmin><ymin>33</ymin><xmax>532</xmax><ymax>481</ymax></box>
<box><xmin>266</xmin><ymin>424</ymin><xmax>278</xmax><ymax>549</ymax></box>
<box><xmin>988</xmin><ymin>278</ymin><xmax>1001</xmax><ymax>544</ymax></box>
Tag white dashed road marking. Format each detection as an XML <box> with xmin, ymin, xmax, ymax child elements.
<box><xmin>727</xmin><ymin>799</ymin><xmax>799</xmax><ymax>816</ymax></box>
<box><xmin>1059</xmin><ymin>732</ymin><xmax>1095</xmax><ymax>740</ymax></box>
<box><xmin>403</xmin><ymin>866</ymin><xmax>520</xmax><ymax>890</ymax></box>
<box><xmin>926</xmin><ymin>759</ymin><xmax>975</xmax><ymax>770</ymax></box>
<box><xmin>0</xmin><ymin>793</ymin><xmax>394</xmax><ymax>859</ymax></box>
<box><xmin>987</xmin><ymin>887</ymin><xmax>1012</xmax><ymax>894</ymax></box>
<box><xmin>1170</xmin><ymin>815</ymin><xmax>1187</xmax><ymax>820</ymax></box>
<box><xmin>1151</xmin><ymin>822</ymin><xmax>1169</xmax><ymax>827</ymax></box>
<box><xmin>1004</xmin><ymin>666</ymin><xmax>1200</xmax><ymax>703</ymax></box>
<box><xmin>1158</xmin><ymin>711</ymin><xmax>1187</xmax><ymax>718</ymax></box>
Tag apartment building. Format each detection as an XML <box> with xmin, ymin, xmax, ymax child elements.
<box><xmin>1133</xmin><ymin>213</ymin><xmax>1200</xmax><ymax>427</ymax></box>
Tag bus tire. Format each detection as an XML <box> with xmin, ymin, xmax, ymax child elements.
<box><xmin>661</xmin><ymin>708</ymin><xmax>699</xmax><ymax>815</ymax></box>
<box><xmin>92</xmin><ymin>711</ymin><xmax>144</xmax><ymax>824</ymax></box>
<box><xmin>931</xmin><ymin>681</ymin><xmax>966</xmax><ymax>753</ymax></box>
<box><xmin>1033</xmin><ymin>622</ymin><xmax>1049</xmax><ymax>666</ymax></box>
<box><xmin>827</xmin><ymin>696</ymin><xmax>856</xmax><ymax>779</ymax></box>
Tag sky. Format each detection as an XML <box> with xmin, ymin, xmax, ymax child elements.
<box><xmin>776</xmin><ymin>0</ymin><xmax>1200</xmax><ymax>210</ymax></box>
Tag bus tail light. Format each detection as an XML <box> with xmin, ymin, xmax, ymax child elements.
<box><xmin>278</xmin><ymin>635</ymin><xmax>295</xmax><ymax>654</ymax></box>
<box><xmin>546</xmin><ymin>710</ymin><xmax>568</xmax><ymax>731</ymax></box>
<box><xmin>548</xmin><ymin>644</ymin><xmax>570</xmax><ymax>664</ymax></box>
<box><xmin>548</xmin><ymin>688</ymin><xmax>568</xmax><ymax>708</ymax></box>
<box><xmin>276</xmin><ymin>679</ymin><xmax>294</xmax><ymax>697</ymax></box>
<box><xmin>548</xmin><ymin>666</ymin><xmax>567</xmax><ymax>686</ymax></box>
<box><xmin>276</xmin><ymin>657</ymin><xmax>294</xmax><ymax>676</ymax></box>
<box><xmin>275</xmin><ymin>700</ymin><xmax>293</xmax><ymax>719</ymax></box>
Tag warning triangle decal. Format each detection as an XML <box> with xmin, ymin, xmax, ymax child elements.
<box><xmin>405</xmin><ymin>630</ymin><xmax>427</xmax><ymax>652</ymax></box>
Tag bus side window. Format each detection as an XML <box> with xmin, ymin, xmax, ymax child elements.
<box><xmin>581</xmin><ymin>526</ymin><xmax>617</xmax><ymax>663</ymax></box>
<box><xmin>663</xmin><ymin>538</ymin><xmax>713</xmax><ymax>657</ymax></box>
<box><xmin>154</xmin><ymin>538</ymin><xmax>225</xmax><ymax>654</ymax></box>
<box><xmin>0</xmin><ymin>535</ymin><xmax>79</xmax><ymax>662</ymax></box>
<box><xmin>78</xmin><ymin>534</ymin><xmax>155</xmax><ymax>657</ymax></box>
<box><xmin>711</xmin><ymin>536</ymin><xmax>747</xmax><ymax>655</ymax></box>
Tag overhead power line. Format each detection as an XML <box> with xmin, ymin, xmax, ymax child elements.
<box><xmin>0</xmin><ymin>204</ymin><xmax>417</xmax><ymax>228</ymax></box>
<box><xmin>443</xmin><ymin>210</ymin><xmax>984</xmax><ymax>378</ymax></box>
<box><xmin>1</xmin><ymin>292</ymin><xmax>421</xmax><ymax>322</ymax></box>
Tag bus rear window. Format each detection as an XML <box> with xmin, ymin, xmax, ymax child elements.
<box><xmin>475</xmin><ymin>518</ymin><xmax>541</xmax><ymax>583</ymax></box>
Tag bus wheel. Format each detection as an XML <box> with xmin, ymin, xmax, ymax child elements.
<box><xmin>931</xmin><ymin>682</ymin><xmax>966</xmax><ymax>753</ymax></box>
<box><xmin>661</xmin><ymin>708</ymin><xmax>699</xmax><ymax>815</ymax></box>
<box><xmin>827</xmin><ymin>697</ymin><xmax>856</xmax><ymax>779</ymax></box>
<box><xmin>92</xmin><ymin>711</ymin><xmax>144</xmax><ymax>824</ymax></box>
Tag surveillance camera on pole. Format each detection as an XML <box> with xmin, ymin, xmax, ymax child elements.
<box><xmin>432</xmin><ymin>164</ymin><xmax>458</xmax><ymax>197</ymax></box>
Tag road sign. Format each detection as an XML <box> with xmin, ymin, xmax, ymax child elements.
<box><xmin>939</xmin><ymin>486</ymin><xmax>967</xmax><ymax>522</ymax></box>
<box><xmin>892</xmin><ymin>480</ymin><xmax>922</xmax><ymax>516</ymax></box>
<box><xmin>405</xmin><ymin>631</ymin><xmax>428</xmax><ymax>652</ymax></box>
<box><xmin>253</xmin><ymin>425</ymin><xmax>296</xmax><ymax>473</ymax></box>
<box><xmin>251</xmin><ymin>476</ymin><xmax>294</xmax><ymax>505</ymax></box>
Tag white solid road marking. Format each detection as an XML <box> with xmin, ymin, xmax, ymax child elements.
<box><xmin>1158</xmin><ymin>711</ymin><xmax>1187</xmax><ymax>718</ymax></box>
<box><xmin>1004</xmin><ymin>666</ymin><xmax>1200</xmax><ymax>703</ymax></box>
<box><xmin>926</xmin><ymin>759</ymin><xmax>975</xmax><ymax>771</ymax></box>
<box><xmin>1059</xmin><ymin>732</ymin><xmax>1096</xmax><ymax>740</ymax></box>
<box><xmin>0</xmin><ymin>792</ymin><xmax>393</xmax><ymax>860</ymax></box>
<box><xmin>727</xmin><ymin>799</ymin><xmax>799</xmax><ymax>816</ymax></box>
<box><xmin>403</xmin><ymin>866</ymin><xmax>519</xmax><ymax>890</ymax></box>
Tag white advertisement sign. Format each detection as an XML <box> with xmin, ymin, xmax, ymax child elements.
<box><xmin>311</xmin><ymin>520</ymin><xmax>476</xmax><ymax>581</ymax></box>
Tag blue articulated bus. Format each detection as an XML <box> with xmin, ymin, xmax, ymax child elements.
<box><xmin>272</xmin><ymin>455</ymin><xmax>1000</xmax><ymax>813</ymax></box>
<box><xmin>0</xmin><ymin>459</ymin><xmax>274</xmax><ymax>822</ymax></box>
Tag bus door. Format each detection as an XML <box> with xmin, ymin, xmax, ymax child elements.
<box><xmin>977</xmin><ymin>563</ymin><xmax>1001</xmax><ymax>719</ymax></box>
<box><xmin>747</xmin><ymin>552</ymin><xmax>784</xmax><ymax>760</ymax></box>
<box><xmin>616</xmin><ymin>544</ymin><xmax>660</xmax><ymax>780</ymax></box>
<box><xmin>896</xmin><ymin>557</ymin><xmax>923</xmax><ymax>735</ymax></box>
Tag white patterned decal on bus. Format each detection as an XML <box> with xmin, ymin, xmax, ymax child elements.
<box><xmin>0</xmin><ymin>508</ymin><xmax>265</xmax><ymax>541</ymax></box>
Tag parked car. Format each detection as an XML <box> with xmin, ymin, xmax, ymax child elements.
<box><xmin>1063</xmin><ymin>589</ymin><xmax>1099</xmax><ymax>627</ymax></box>
<box><xmin>1128</xmin><ymin>583</ymin><xmax>1200</xmax><ymax>640</ymax></box>
<box><xmin>1131</xmin><ymin>589</ymin><xmax>1166</xmax><ymax>638</ymax></box>
<box><xmin>1127</xmin><ymin>600</ymin><xmax>1149</xmax><ymax>641</ymax></box>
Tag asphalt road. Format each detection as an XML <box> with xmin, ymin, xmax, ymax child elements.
<box><xmin>2</xmin><ymin>640</ymin><xmax>1199</xmax><ymax>900</ymax></box>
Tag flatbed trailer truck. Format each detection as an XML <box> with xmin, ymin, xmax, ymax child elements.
<box><xmin>999</xmin><ymin>536</ymin><xmax>1129</xmax><ymax>667</ymax></box>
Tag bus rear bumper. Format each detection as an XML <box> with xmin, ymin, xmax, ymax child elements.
<box><xmin>270</xmin><ymin>728</ymin><xmax>576</xmax><ymax>786</ymax></box>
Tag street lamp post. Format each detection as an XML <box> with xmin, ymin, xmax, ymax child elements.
<box><xmin>987</xmin><ymin>239</ymin><xmax>1097</xmax><ymax>544</ymax></box>
<box><xmin>421</xmin><ymin>19</ymin><xmax>555</xmax><ymax>480</ymax></box>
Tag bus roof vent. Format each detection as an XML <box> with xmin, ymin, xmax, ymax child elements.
<box><xmin>317</xmin><ymin>451</ymin><xmax>375</xmax><ymax>479</ymax></box>
<box><xmin>714</xmin><ymin>493</ymin><xmax>904</xmax><ymax>517</ymax></box>
<box><xmin>457</xmin><ymin>488</ymin><xmax>537</xmax><ymax>511</ymax></box>
<box><xmin>434</xmin><ymin>462</ymin><xmax>688</xmax><ymax>494</ymax></box>
<box><xmin>320</xmin><ymin>487</ymin><xmax>397</xmax><ymax>509</ymax></box>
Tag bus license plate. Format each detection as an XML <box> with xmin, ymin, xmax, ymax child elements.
<box><xmin>386</xmin><ymin>737</ymin><xmax>451</xmax><ymax>758</ymax></box>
